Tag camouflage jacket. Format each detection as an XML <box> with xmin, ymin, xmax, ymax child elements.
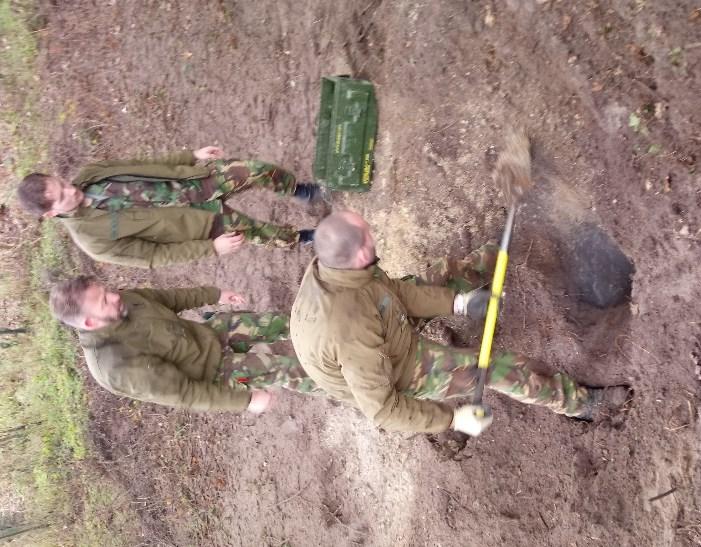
<box><xmin>290</xmin><ymin>258</ymin><xmax>456</xmax><ymax>433</ymax></box>
<box><xmin>78</xmin><ymin>287</ymin><xmax>252</xmax><ymax>412</ymax></box>
<box><xmin>57</xmin><ymin>150</ymin><xmax>217</xmax><ymax>268</ymax></box>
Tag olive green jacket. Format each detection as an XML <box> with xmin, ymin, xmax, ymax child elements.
<box><xmin>78</xmin><ymin>287</ymin><xmax>252</xmax><ymax>412</ymax></box>
<box><xmin>58</xmin><ymin>151</ymin><xmax>216</xmax><ymax>268</ymax></box>
<box><xmin>290</xmin><ymin>258</ymin><xmax>456</xmax><ymax>433</ymax></box>
<box><xmin>73</xmin><ymin>150</ymin><xmax>209</xmax><ymax>187</ymax></box>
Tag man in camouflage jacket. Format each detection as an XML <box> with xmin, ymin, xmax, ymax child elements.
<box><xmin>17</xmin><ymin>146</ymin><xmax>321</xmax><ymax>268</ymax></box>
<box><xmin>49</xmin><ymin>276</ymin><xmax>316</xmax><ymax>412</ymax></box>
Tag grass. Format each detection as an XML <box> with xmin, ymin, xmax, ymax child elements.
<box><xmin>0</xmin><ymin>0</ymin><xmax>142</xmax><ymax>535</ymax></box>
<box><xmin>0</xmin><ymin>1</ymin><xmax>58</xmax><ymax>535</ymax></box>
<box><xmin>75</xmin><ymin>478</ymin><xmax>138</xmax><ymax>547</ymax></box>
<box><xmin>0</xmin><ymin>219</ymin><xmax>144</xmax><ymax>546</ymax></box>
<box><xmin>26</xmin><ymin>225</ymin><xmax>86</xmax><ymax>461</ymax></box>
<box><xmin>0</xmin><ymin>222</ymin><xmax>87</xmax><ymax>543</ymax></box>
<box><xmin>0</xmin><ymin>0</ymin><xmax>47</xmax><ymax>180</ymax></box>
<box><xmin>0</xmin><ymin>1</ymin><xmax>39</xmax><ymax>86</ymax></box>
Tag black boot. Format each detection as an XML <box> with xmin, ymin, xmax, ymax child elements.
<box><xmin>298</xmin><ymin>229</ymin><xmax>315</xmax><ymax>246</ymax></box>
<box><xmin>575</xmin><ymin>386</ymin><xmax>632</xmax><ymax>421</ymax></box>
<box><xmin>293</xmin><ymin>183</ymin><xmax>328</xmax><ymax>204</ymax></box>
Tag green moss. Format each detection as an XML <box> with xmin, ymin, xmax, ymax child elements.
<box><xmin>0</xmin><ymin>0</ymin><xmax>47</xmax><ymax>178</ymax></box>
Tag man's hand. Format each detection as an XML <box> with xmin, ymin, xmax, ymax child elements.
<box><xmin>213</xmin><ymin>232</ymin><xmax>245</xmax><ymax>256</ymax></box>
<box><xmin>219</xmin><ymin>290</ymin><xmax>245</xmax><ymax>306</ymax></box>
<box><xmin>452</xmin><ymin>404</ymin><xmax>493</xmax><ymax>436</ymax></box>
<box><xmin>247</xmin><ymin>390</ymin><xmax>272</xmax><ymax>414</ymax></box>
<box><xmin>194</xmin><ymin>146</ymin><xmax>224</xmax><ymax>160</ymax></box>
<box><xmin>453</xmin><ymin>289</ymin><xmax>490</xmax><ymax>320</ymax></box>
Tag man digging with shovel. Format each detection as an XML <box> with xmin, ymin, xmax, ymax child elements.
<box><xmin>289</xmin><ymin>131</ymin><xmax>631</xmax><ymax>436</ymax></box>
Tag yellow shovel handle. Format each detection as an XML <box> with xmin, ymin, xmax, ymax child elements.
<box><xmin>477</xmin><ymin>249</ymin><xmax>509</xmax><ymax>369</ymax></box>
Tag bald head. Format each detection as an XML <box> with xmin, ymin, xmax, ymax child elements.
<box><xmin>314</xmin><ymin>211</ymin><xmax>375</xmax><ymax>269</ymax></box>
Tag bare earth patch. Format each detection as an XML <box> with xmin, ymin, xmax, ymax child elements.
<box><xmin>21</xmin><ymin>1</ymin><xmax>701</xmax><ymax>545</ymax></box>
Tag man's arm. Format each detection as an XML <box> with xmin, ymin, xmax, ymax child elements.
<box><xmin>83</xmin><ymin>236</ymin><xmax>217</xmax><ymax>268</ymax></box>
<box><xmin>85</xmin><ymin>150</ymin><xmax>198</xmax><ymax>169</ymax></box>
<box><xmin>129</xmin><ymin>287</ymin><xmax>221</xmax><ymax>312</ymax></box>
<box><xmin>339</xmin><ymin>320</ymin><xmax>453</xmax><ymax>433</ymax></box>
<box><xmin>385</xmin><ymin>276</ymin><xmax>455</xmax><ymax>319</ymax></box>
<box><xmin>108</xmin><ymin>354</ymin><xmax>253</xmax><ymax>412</ymax></box>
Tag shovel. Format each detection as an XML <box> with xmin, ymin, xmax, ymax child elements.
<box><xmin>472</xmin><ymin>129</ymin><xmax>534</xmax><ymax>414</ymax></box>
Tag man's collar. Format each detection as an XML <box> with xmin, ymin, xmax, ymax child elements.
<box><xmin>315</xmin><ymin>257</ymin><xmax>382</xmax><ymax>289</ymax></box>
<box><xmin>56</xmin><ymin>205</ymin><xmax>89</xmax><ymax>219</ymax></box>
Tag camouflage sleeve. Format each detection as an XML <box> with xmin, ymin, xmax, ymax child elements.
<box><xmin>82</xmin><ymin>150</ymin><xmax>197</xmax><ymax>169</ymax></box>
<box><xmin>387</xmin><ymin>277</ymin><xmax>455</xmax><ymax>319</ymax></box>
<box><xmin>130</xmin><ymin>287</ymin><xmax>220</xmax><ymax>312</ymax></box>
<box><xmin>109</xmin><ymin>354</ymin><xmax>252</xmax><ymax>412</ymax></box>
<box><xmin>338</xmin><ymin>319</ymin><xmax>454</xmax><ymax>433</ymax></box>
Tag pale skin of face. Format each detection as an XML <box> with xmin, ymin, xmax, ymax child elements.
<box><xmin>80</xmin><ymin>284</ymin><xmax>128</xmax><ymax>330</ymax></box>
<box><xmin>340</xmin><ymin>211</ymin><xmax>377</xmax><ymax>269</ymax></box>
<box><xmin>78</xmin><ymin>282</ymin><xmax>268</xmax><ymax>412</ymax></box>
<box><xmin>42</xmin><ymin>176</ymin><xmax>87</xmax><ymax>217</ymax></box>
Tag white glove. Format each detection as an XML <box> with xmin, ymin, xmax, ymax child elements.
<box><xmin>452</xmin><ymin>404</ymin><xmax>493</xmax><ymax>436</ymax></box>
<box><xmin>453</xmin><ymin>289</ymin><xmax>490</xmax><ymax>320</ymax></box>
<box><xmin>247</xmin><ymin>390</ymin><xmax>272</xmax><ymax>414</ymax></box>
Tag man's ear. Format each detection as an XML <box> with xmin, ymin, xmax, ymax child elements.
<box><xmin>83</xmin><ymin>316</ymin><xmax>94</xmax><ymax>329</ymax></box>
<box><xmin>360</xmin><ymin>247</ymin><xmax>373</xmax><ymax>267</ymax></box>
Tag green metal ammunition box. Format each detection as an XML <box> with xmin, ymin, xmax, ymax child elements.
<box><xmin>313</xmin><ymin>76</ymin><xmax>377</xmax><ymax>192</ymax></box>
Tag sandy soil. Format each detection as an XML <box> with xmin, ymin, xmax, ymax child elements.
<box><xmin>26</xmin><ymin>0</ymin><xmax>701</xmax><ymax>545</ymax></box>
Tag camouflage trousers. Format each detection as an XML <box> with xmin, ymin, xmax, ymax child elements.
<box><xmin>216</xmin><ymin>208</ymin><xmax>300</xmax><ymax>249</ymax></box>
<box><xmin>209</xmin><ymin>158</ymin><xmax>297</xmax><ymax>197</ymax></box>
<box><xmin>403</xmin><ymin>244</ymin><xmax>591</xmax><ymax>416</ymax></box>
<box><xmin>83</xmin><ymin>159</ymin><xmax>298</xmax><ymax>211</ymax></box>
<box><xmin>405</xmin><ymin>337</ymin><xmax>590</xmax><ymax>416</ymax></box>
<box><xmin>206</xmin><ymin>311</ymin><xmax>318</xmax><ymax>393</ymax></box>
<box><xmin>204</xmin><ymin>159</ymin><xmax>301</xmax><ymax>248</ymax></box>
<box><xmin>405</xmin><ymin>242</ymin><xmax>500</xmax><ymax>293</ymax></box>
<box><xmin>200</xmin><ymin>244</ymin><xmax>590</xmax><ymax>415</ymax></box>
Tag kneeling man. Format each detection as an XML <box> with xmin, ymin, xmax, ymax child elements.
<box><xmin>290</xmin><ymin>211</ymin><xmax>628</xmax><ymax>435</ymax></box>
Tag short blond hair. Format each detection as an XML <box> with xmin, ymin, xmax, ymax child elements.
<box><xmin>49</xmin><ymin>276</ymin><xmax>94</xmax><ymax>327</ymax></box>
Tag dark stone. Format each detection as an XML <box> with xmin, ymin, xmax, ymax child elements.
<box><xmin>566</xmin><ymin>223</ymin><xmax>635</xmax><ymax>308</ymax></box>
